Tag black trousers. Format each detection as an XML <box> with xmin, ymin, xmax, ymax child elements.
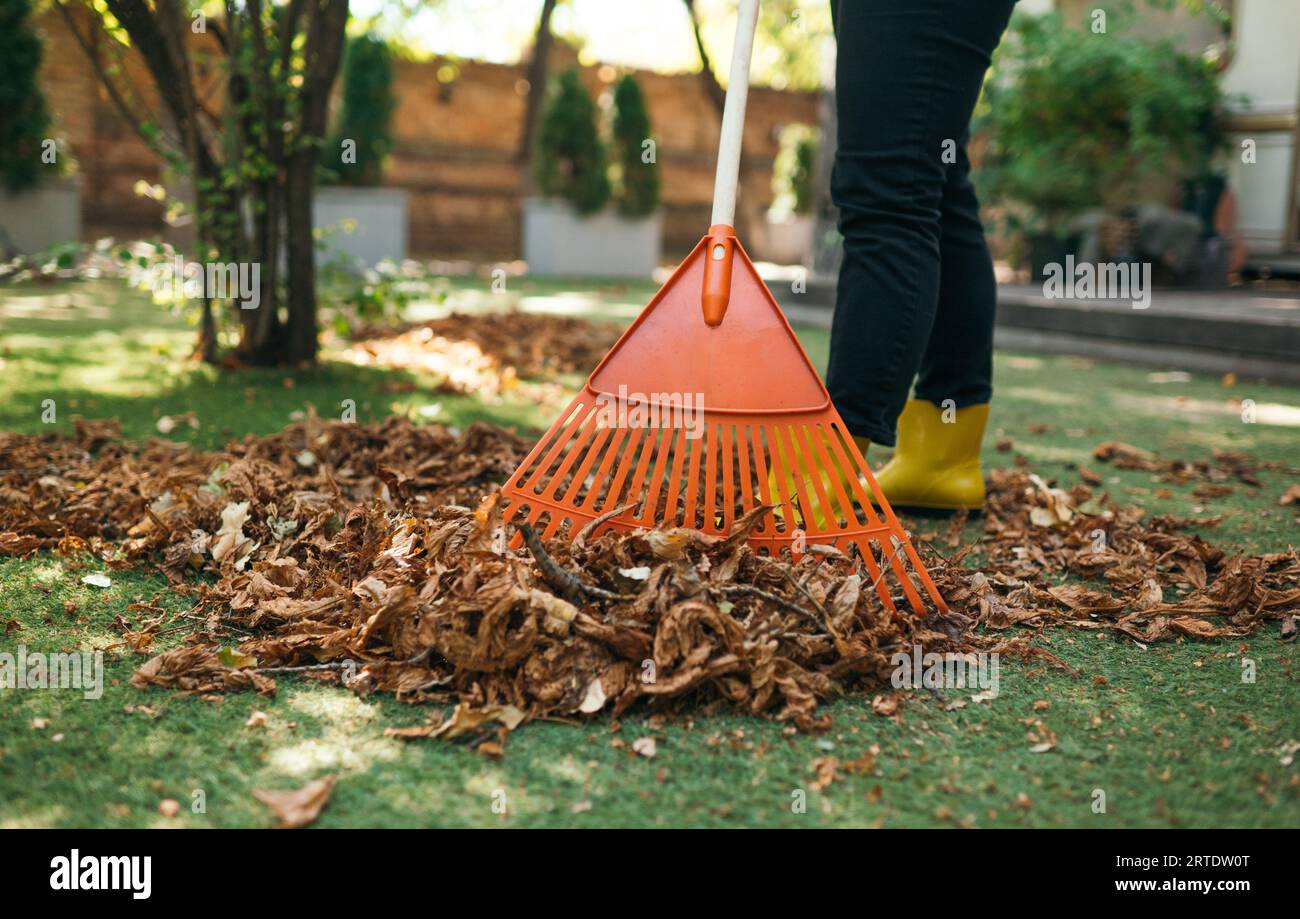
<box><xmin>826</xmin><ymin>0</ymin><xmax>1016</xmax><ymax>446</ymax></box>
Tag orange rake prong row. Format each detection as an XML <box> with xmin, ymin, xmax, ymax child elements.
<box><xmin>503</xmin><ymin>400</ymin><xmax>948</xmax><ymax>617</ymax></box>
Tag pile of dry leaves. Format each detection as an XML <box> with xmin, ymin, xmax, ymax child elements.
<box><xmin>960</xmin><ymin>467</ymin><xmax>1300</xmax><ymax>643</ymax></box>
<box><xmin>2</xmin><ymin>417</ymin><xmax>1296</xmax><ymax>747</ymax></box>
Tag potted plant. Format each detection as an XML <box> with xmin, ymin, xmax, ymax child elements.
<box><xmin>523</xmin><ymin>69</ymin><xmax>662</xmax><ymax>278</ymax></box>
<box><xmin>763</xmin><ymin>124</ymin><xmax>818</xmax><ymax>265</ymax></box>
<box><xmin>0</xmin><ymin>0</ymin><xmax>80</xmax><ymax>258</ymax></box>
<box><xmin>316</xmin><ymin>32</ymin><xmax>407</xmax><ymax>270</ymax></box>
<box><xmin>977</xmin><ymin>10</ymin><xmax>1226</xmax><ymax>280</ymax></box>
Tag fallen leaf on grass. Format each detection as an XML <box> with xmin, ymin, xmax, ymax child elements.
<box><xmin>1277</xmin><ymin>740</ymin><xmax>1300</xmax><ymax>766</ymax></box>
<box><xmin>632</xmin><ymin>736</ymin><xmax>657</xmax><ymax>758</ymax></box>
<box><xmin>81</xmin><ymin>573</ymin><xmax>112</xmax><ymax>588</ymax></box>
<box><xmin>843</xmin><ymin>750</ymin><xmax>878</xmax><ymax>775</ymax></box>
<box><xmin>217</xmin><ymin>646</ymin><xmax>258</xmax><ymax>669</ymax></box>
<box><xmin>810</xmin><ymin>756</ymin><xmax>838</xmax><ymax>791</ymax></box>
<box><xmin>1024</xmin><ymin>718</ymin><xmax>1057</xmax><ymax>753</ymax></box>
<box><xmin>871</xmin><ymin>694</ymin><xmax>899</xmax><ymax>717</ymax></box>
<box><xmin>1281</xmin><ymin>616</ymin><xmax>1297</xmax><ymax>642</ymax></box>
<box><xmin>1093</xmin><ymin>441</ymin><xmax>1158</xmax><ymax>468</ymax></box>
<box><xmin>253</xmin><ymin>775</ymin><xmax>336</xmax><ymax>829</ymax></box>
<box><xmin>0</xmin><ymin>533</ymin><xmax>43</xmax><ymax>556</ymax></box>
<box><xmin>1028</xmin><ymin>474</ymin><xmax>1075</xmax><ymax>527</ymax></box>
<box><xmin>132</xmin><ymin>646</ymin><xmax>275</xmax><ymax>696</ymax></box>
<box><xmin>430</xmin><ymin>702</ymin><xmax>526</xmax><ymax>741</ymax></box>
<box><xmin>156</xmin><ymin>413</ymin><xmax>199</xmax><ymax>435</ymax></box>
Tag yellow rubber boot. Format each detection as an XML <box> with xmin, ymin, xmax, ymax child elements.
<box><xmin>873</xmin><ymin>400</ymin><xmax>988</xmax><ymax>512</ymax></box>
<box><xmin>767</xmin><ymin>432</ymin><xmax>871</xmax><ymax>530</ymax></box>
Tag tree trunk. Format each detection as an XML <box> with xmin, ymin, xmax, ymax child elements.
<box><xmin>76</xmin><ymin>0</ymin><xmax>348</xmax><ymax>367</ymax></box>
<box><xmin>517</xmin><ymin>0</ymin><xmax>558</xmax><ymax>187</ymax></box>
<box><xmin>197</xmin><ymin>300</ymin><xmax>218</xmax><ymax>363</ymax></box>
<box><xmin>282</xmin><ymin>0</ymin><xmax>350</xmax><ymax>366</ymax></box>
<box><xmin>231</xmin><ymin>0</ymin><xmax>287</xmax><ymax>366</ymax></box>
<box><xmin>284</xmin><ymin>150</ymin><xmax>319</xmax><ymax>365</ymax></box>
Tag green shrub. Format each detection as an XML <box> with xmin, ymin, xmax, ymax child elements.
<box><xmin>977</xmin><ymin>10</ymin><xmax>1225</xmax><ymax>236</ymax></box>
<box><xmin>0</xmin><ymin>0</ymin><xmax>53</xmax><ymax>193</ymax></box>
<box><xmin>534</xmin><ymin>68</ymin><xmax>611</xmax><ymax>215</ymax></box>
<box><xmin>610</xmin><ymin>74</ymin><xmax>660</xmax><ymax>217</ymax></box>
<box><xmin>322</xmin><ymin>33</ymin><xmax>396</xmax><ymax>186</ymax></box>
<box><xmin>772</xmin><ymin>124</ymin><xmax>818</xmax><ymax>217</ymax></box>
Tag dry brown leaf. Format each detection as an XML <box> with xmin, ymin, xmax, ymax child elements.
<box><xmin>431</xmin><ymin>702</ymin><xmax>527</xmax><ymax>740</ymax></box>
<box><xmin>871</xmin><ymin>694</ymin><xmax>899</xmax><ymax>717</ymax></box>
<box><xmin>253</xmin><ymin>775</ymin><xmax>336</xmax><ymax>828</ymax></box>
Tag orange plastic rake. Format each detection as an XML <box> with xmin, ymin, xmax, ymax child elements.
<box><xmin>503</xmin><ymin>0</ymin><xmax>947</xmax><ymax>618</ymax></box>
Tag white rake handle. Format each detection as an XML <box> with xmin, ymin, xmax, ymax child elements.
<box><xmin>710</xmin><ymin>0</ymin><xmax>760</xmax><ymax>228</ymax></box>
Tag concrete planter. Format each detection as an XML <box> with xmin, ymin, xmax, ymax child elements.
<box><xmin>522</xmin><ymin>198</ymin><xmax>662</xmax><ymax>278</ymax></box>
<box><xmin>761</xmin><ymin>213</ymin><xmax>815</xmax><ymax>266</ymax></box>
<box><xmin>313</xmin><ymin>186</ymin><xmax>409</xmax><ymax>270</ymax></box>
<box><xmin>0</xmin><ymin>175</ymin><xmax>82</xmax><ymax>257</ymax></box>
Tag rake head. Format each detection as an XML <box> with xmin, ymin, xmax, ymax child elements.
<box><xmin>503</xmin><ymin>227</ymin><xmax>948</xmax><ymax>618</ymax></box>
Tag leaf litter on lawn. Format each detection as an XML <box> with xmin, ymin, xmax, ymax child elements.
<box><xmin>1</xmin><ymin>416</ymin><xmax>1297</xmax><ymax>753</ymax></box>
<box><xmin>339</xmin><ymin>312</ymin><xmax>622</xmax><ymax>405</ymax></box>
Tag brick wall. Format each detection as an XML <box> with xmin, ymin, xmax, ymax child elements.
<box><xmin>35</xmin><ymin>12</ymin><xmax>819</xmax><ymax>261</ymax></box>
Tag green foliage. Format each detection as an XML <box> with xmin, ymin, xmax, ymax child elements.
<box><xmin>976</xmin><ymin>10</ymin><xmax>1226</xmax><ymax>235</ymax></box>
<box><xmin>0</xmin><ymin>0</ymin><xmax>54</xmax><ymax>193</ymax></box>
<box><xmin>317</xmin><ymin>257</ymin><xmax>449</xmax><ymax>336</ymax></box>
<box><xmin>323</xmin><ymin>34</ymin><xmax>397</xmax><ymax>186</ymax></box>
<box><xmin>772</xmin><ymin>124</ymin><xmax>818</xmax><ymax>216</ymax></box>
<box><xmin>610</xmin><ymin>74</ymin><xmax>659</xmax><ymax>218</ymax></box>
<box><xmin>754</xmin><ymin>0</ymin><xmax>833</xmax><ymax>91</ymax></box>
<box><xmin>534</xmin><ymin>68</ymin><xmax>611</xmax><ymax>215</ymax></box>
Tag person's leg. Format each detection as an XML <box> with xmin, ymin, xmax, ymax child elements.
<box><xmin>913</xmin><ymin>139</ymin><xmax>996</xmax><ymax>409</ymax></box>
<box><xmin>826</xmin><ymin>0</ymin><xmax>1015</xmax><ymax>446</ymax></box>
<box><xmin>871</xmin><ymin>139</ymin><xmax>997</xmax><ymax>511</ymax></box>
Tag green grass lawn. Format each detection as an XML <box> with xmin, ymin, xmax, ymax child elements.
<box><xmin>2</xmin><ymin>279</ymin><xmax>1297</xmax><ymax>828</ymax></box>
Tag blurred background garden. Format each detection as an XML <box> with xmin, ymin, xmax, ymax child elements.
<box><xmin>3</xmin><ymin>0</ymin><xmax>1298</xmax><ymax>371</ymax></box>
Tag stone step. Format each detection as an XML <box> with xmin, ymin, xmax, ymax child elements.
<box><xmin>995</xmin><ymin>285</ymin><xmax>1300</xmax><ymax>363</ymax></box>
<box><xmin>769</xmin><ymin>279</ymin><xmax>1300</xmax><ymax>384</ymax></box>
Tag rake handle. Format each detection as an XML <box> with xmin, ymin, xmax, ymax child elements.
<box><xmin>702</xmin><ymin>0</ymin><xmax>759</xmax><ymax>327</ymax></box>
<box><xmin>710</xmin><ymin>0</ymin><xmax>760</xmax><ymax>229</ymax></box>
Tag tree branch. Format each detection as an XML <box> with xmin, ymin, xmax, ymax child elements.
<box><xmin>52</xmin><ymin>0</ymin><xmax>169</xmax><ymax>158</ymax></box>
<box><xmin>516</xmin><ymin>0</ymin><xmax>558</xmax><ymax>166</ymax></box>
<box><xmin>683</xmin><ymin>0</ymin><xmax>726</xmax><ymax>115</ymax></box>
